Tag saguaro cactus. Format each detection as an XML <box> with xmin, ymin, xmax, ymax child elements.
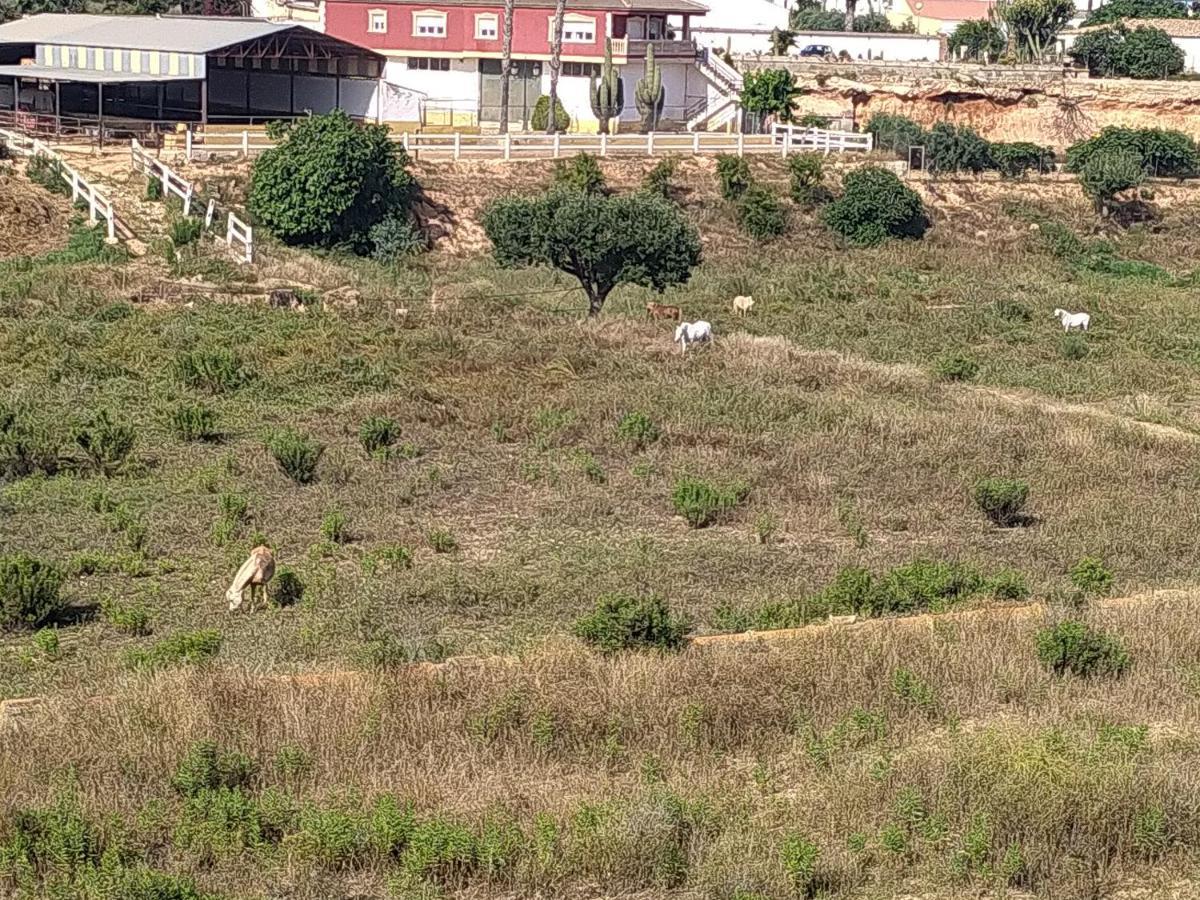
<box><xmin>634</xmin><ymin>44</ymin><xmax>664</xmax><ymax>133</ymax></box>
<box><xmin>589</xmin><ymin>38</ymin><xmax>624</xmax><ymax>135</ymax></box>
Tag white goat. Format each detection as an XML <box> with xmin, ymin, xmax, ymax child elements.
<box><xmin>675</xmin><ymin>320</ymin><xmax>713</xmax><ymax>353</ymax></box>
<box><xmin>732</xmin><ymin>295</ymin><xmax>755</xmax><ymax>317</ymax></box>
<box><xmin>1053</xmin><ymin>308</ymin><xmax>1090</xmax><ymax>332</ymax></box>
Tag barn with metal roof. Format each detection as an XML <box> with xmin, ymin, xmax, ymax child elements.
<box><xmin>0</xmin><ymin>13</ymin><xmax>388</xmax><ymax>134</ymax></box>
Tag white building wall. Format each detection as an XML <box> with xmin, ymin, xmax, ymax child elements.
<box><xmin>383</xmin><ymin>58</ymin><xmax>478</xmax><ymax>113</ymax></box>
<box><xmin>615</xmin><ymin>58</ymin><xmax>704</xmax><ymax>127</ymax></box>
<box><xmin>786</xmin><ymin>30</ymin><xmax>942</xmax><ymax>60</ymax></box>
<box><xmin>694</xmin><ymin>28</ymin><xmax>777</xmax><ymax>56</ymax></box>
<box><xmin>540</xmin><ymin>72</ymin><xmax>597</xmax><ymax>130</ymax></box>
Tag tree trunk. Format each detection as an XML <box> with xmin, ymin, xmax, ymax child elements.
<box><xmin>499</xmin><ymin>0</ymin><xmax>515</xmax><ymax>133</ymax></box>
<box><xmin>844</xmin><ymin>0</ymin><xmax>857</xmax><ymax>32</ymax></box>
<box><xmin>547</xmin><ymin>0</ymin><xmax>567</xmax><ymax>133</ymax></box>
<box><xmin>587</xmin><ymin>289</ymin><xmax>605</xmax><ymax>316</ymax></box>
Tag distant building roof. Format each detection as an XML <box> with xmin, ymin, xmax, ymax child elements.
<box><xmin>1063</xmin><ymin>16</ymin><xmax>1200</xmax><ymax>35</ymax></box>
<box><xmin>0</xmin><ymin>62</ymin><xmax>193</xmax><ymax>82</ymax></box>
<box><xmin>895</xmin><ymin>0</ymin><xmax>994</xmax><ymax>21</ymax></box>
<box><xmin>334</xmin><ymin>0</ymin><xmax>709</xmax><ymax>11</ymax></box>
<box><xmin>0</xmin><ymin>13</ymin><xmax>303</xmax><ymax>53</ymax></box>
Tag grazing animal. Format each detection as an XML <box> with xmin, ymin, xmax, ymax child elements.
<box><xmin>646</xmin><ymin>301</ymin><xmax>682</xmax><ymax>321</ymax></box>
<box><xmin>226</xmin><ymin>545</ymin><xmax>276</xmax><ymax>612</ymax></box>
<box><xmin>1053</xmin><ymin>308</ymin><xmax>1090</xmax><ymax>332</ymax></box>
<box><xmin>732</xmin><ymin>295</ymin><xmax>755</xmax><ymax>317</ymax></box>
<box><xmin>674</xmin><ymin>320</ymin><xmax>713</xmax><ymax>353</ymax></box>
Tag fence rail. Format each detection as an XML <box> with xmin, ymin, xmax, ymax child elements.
<box><xmin>0</xmin><ymin>128</ymin><xmax>122</xmax><ymax>241</ymax></box>
<box><xmin>225</xmin><ymin>211</ymin><xmax>253</xmax><ymax>264</ymax></box>
<box><xmin>185</xmin><ymin>127</ymin><xmax>876</xmax><ymax>162</ymax></box>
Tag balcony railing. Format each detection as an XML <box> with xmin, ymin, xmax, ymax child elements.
<box><xmin>610</xmin><ymin>37</ymin><xmax>698</xmax><ymax>58</ymax></box>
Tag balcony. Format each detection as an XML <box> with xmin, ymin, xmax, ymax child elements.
<box><xmin>610</xmin><ymin>37</ymin><xmax>698</xmax><ymax>59</ymax></box>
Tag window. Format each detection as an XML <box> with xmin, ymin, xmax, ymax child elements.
<box><xmin>407</xmin><ymin>56</ymin><xmax>450</xmax><ymax>70</ymax></box>
<box><xmin>413</xmin><ymin>10</ymin><xmax>447</xmax><ymax>36</ymax></box>
<box><xmin>368</xmin><ymin>9</ymin><xmax>387</xmax><ymax>32</ymax></box>
<box><xmin>475</xmin><ymin>13</ymin><xmax>498</xmax><ymax>39</ymax></box>
<box><xmin>552</xmin><ymin>14</ymin><xmax>595</xmax><ymax>43</ymax></box>
<box><xmin>562</xmin><ymin>62</ymin><xmax>600</xmax><ymax>78</ymax></box>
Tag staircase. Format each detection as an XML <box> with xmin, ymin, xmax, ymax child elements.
<box><xmin>687</xmin><ymin>49</ymin><xmax>744</xmax><ymax>132</ymax></box>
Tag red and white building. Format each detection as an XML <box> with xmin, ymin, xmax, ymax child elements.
<box><xmin>255</xmin><ymin>0</ymin><xmax>743</xmax><ymax>130</ymax></box>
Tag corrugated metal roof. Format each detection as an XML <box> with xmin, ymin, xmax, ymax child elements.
<box><xmin>0</xmin><ymin>62</ymin><xmax>194</xmax><ymax>82</ymax></box>
<box><xmin>0</xmin><ymin>14</ymin><xmax>296</xmax><ymax>53</ymax></box>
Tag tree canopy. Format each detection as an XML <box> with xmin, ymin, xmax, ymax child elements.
<box><xmin>1082</xmin><ymin>0</ymin><xmax>1186</xmax><ymax>26</ymax></box>
<box><xmin>740</xmin><ymin>69</ymin><xmax>802</xmax><ymax>122</ymax></box>
<box><xmin>1069</xmin><ymin>24</ymin><xmax>1184</xmax><ymax>77</ymax></box>
<box><xmin>481</xmin><ymin>189</ymin><xmax>701</xmax><ymax>316</ymax></box>
<box><xmin>948</xmin><ymin>19</ymin><xmax>1007</xmax><ymax>60</ymax></box>
<box><xmin>999</xmin><ymin>0</ymin><xmax>1075</xmax><ymax>61</ymax></box>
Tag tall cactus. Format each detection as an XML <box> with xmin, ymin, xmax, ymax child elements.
<box><xmin>634</xmin><ymin>44</ymin><xmax>664</xmax><ymax>134</ymax></box>
<box><xmin>589</xmin><ymin>38</ymin><xmax>624</xmax><ymax>135</ymax></box>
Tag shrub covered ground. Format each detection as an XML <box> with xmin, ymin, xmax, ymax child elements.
<box><xmin>6</xmin><ymin>155</ymin><xmax>1200</xmax><ymax>897</ymax></box>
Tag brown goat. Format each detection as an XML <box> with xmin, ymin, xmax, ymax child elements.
<box><xmin>646</xmin><ymin>302</ymin><xmax>682</xmax><ymax>321</ymax></box>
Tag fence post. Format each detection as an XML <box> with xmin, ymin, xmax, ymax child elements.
<box><xmin>205</xmin><ymin>198</ymin><xmax>215</xmax><ymax>229</ymax></box>
<box><xmin>183</xmin><ymin>184</ymin><xmax>193</xmax><ymax>217</ymax></box>
<box><xmin>242</xmin><ymin>130</ymin><xmax>249</xmax><ymax>157</ymax></box>
<box><xmin>553</xmin><ymin>132</ymin><xmax>560</xmax><ymax>159</ymax></box>
<box><xmin>454</xmin><ymin>131</ymin><xmax>461</xmax><ymax>160</ymax></box>
<box><xmin>70</xmin><ymin>170</ymin><xmax>80</xmax><ymax>204</ymax></box>
<box><xmin>402</xmin><ymin>131</ymin><xmax>410</xmax><ymax>154</ymax></box>
<box><xmin>503</xmin><ymin>131</ymin><xmax>511</xmax><ymax>161</ymax></box>
<box><xmin>693</xmin><ymin>131</ymin><xmax>700</xmax><ymax>155</ymax></box>
<box><xmin>647</xmin><ymin>131</ymin><xmax>654</xmax><ymax>156</ymax></box>
<box><xmin>600</xmin><ymin>132</ymin><xmax>607</xmax><ymax>157</ymax></box>
<box><xmin>186</xmin><ymin>126</ymin><xmax>193</xmax><ymax>162</ymax></box>
<box><xmin>737</xmin><ymin>131</ymin><xmax>744</xmax><ymax>157</ymax></box>
<box><xmin>87</xmin><ymin>183</ymin><xmax>98</xmax><ymax>225</ymax></box>
<box><xmin>782</xmin><ymin>127</ymin><xmax>791</xmax><ymax>159</ymax></box>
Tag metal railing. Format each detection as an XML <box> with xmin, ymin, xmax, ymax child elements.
<box><xmin>0</xmin><ymin>109</ymin><xmax>184</xmax><ymax>147</ymax></box>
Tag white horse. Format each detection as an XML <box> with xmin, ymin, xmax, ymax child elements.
<box><xmin>1054</xmin><ymin>308</ymin><xmax>1090</xmax><ymax>332</ymax></box>
<box><xmin>675</xmin><ymin>320</ymin><xmax>713</xmax><ymax>353</ymax></box>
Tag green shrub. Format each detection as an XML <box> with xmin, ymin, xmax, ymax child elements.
<box><xmin>1084</xmin><ymin>0</ymin><xmax>1184</xmax><ymax>25</ymax></box>
<box><xmin>272</xmin><ymin>567</ymin><xmax>305</xmax><ymax>607</ymax></box>
<box><xmin>171</xmin><ymin>741</ymin><xmax>256</xmax><ymax>797</ymax></box>
<box><xmin>737</xmin><ymin>184</ymin><xmax>788</xmax><ymax>241</ymax></box>
<box><xmin>172</xmin><ymin>349</ymin><xmax>249</xmax><ymax>393</ymax></box>
<box><xmin>248</xmin><ymin>110</ymin><xmax>415</xmax><ymax>251</ymax></box>
<box><xmin>868</xmin><ymin>559</ymin><xmax>1017</xmax><ymax>616</ymax></box>
<box><xmin>1072</xmin><ymin>24</ymin><xmax>1184</xmax><ymax>78</ymax></box>
<box><xmin>359</xmin><ymin>415</ymin><xmax>400</xmax><ymax>457</ymax></box>
<box><xmin>948</xmin><ymin>18</ymin><xmax>1007</xmax><ymax>60</ymax></box>
<box><xmin>126</xmin><ymin>629</ymin><xmax>222</xmax><ymax>670</ymax></box>
<box><xmin>531</xmin><ymin>95</ymin><xmax>571</xmax><ymax>132</ymax></box>
<box><xmin>865</xmin><ymin>113</ymin><xmax>927</xmax><ymax>157</ymax></box>
<box><xmin>400</xmin><ymin>816</ymin><xmax>479</xmax><ymax>884</ymax></box>
<box><xmin>554</xmin><ymin>152</ymin><xmax>606</xmax><ymax>194</ymax></box>
<box><xmin>824</xmin><ymin>166</ymin><xmax>928</xmax><ymax>246</ymax></box>
<box><xmin>780</xmin><ymin>833</ymin><xmax>821</xmax><ymax>895</ymax></box>
<box><xmin>427</xmin><ymin>528</ymin><xmax>457</xmax><ymax>553</ymax></box>
<box><xmin>643</xmin><ymin>157</ymin><xmax>678</xmax><ymax>199</ymax></box>
<box><xmin>289</xmin><ymin>804</ymin><xmax>365</xmax><ymax>867</ymax></box>
<box><xmin>715</xmin><ymin>154</ymin><xmax>753</xmax><ymax>200</ymax></box>
<box><xmin>33</xmin><ymin>627</ymin><xmax>59</xmax><ymax>656</ymax></box>
<box><xmin>1070</xmin><ymin>556</ymin><xmax>1114</xmax><ymax>596</ymax></box>
<box><xmin>368</xmin><ymin>794</ymin><xmax>417</xmax><ymax>858</ymax></box>
<box><xmin>616</xmin><ymin>411</ymin><xmax>660</xmax><ymax>449</ymax></box>
<box><xmin>1079</xmin><ymin>148</ymin><xmax>1146</xmax><ymax>213</ymax></box>
<box><xmin>1062</xmin><ymin>333</ymin><xmax>1090</xmax><ymax>361</ymax></box>
<box><xmin>369</xmin><ymin>214</ymin><xmax>425</xmax><ymax>262</ymax></box>
<box><xmin>990</xmin><ymin>141</ymin><xmax>1056</xmax><ymax>177</ymax></box>
<box><xmin>671</xmin><ymin>475</ymin><xmax>748</xmax><ymax>528</ymax></box>
<box><xmin>265</xmin><ymin>428</ymin><xmax>324</xmax><ymax>484</ymax></box>
<box><xmin>0</xmin><ymin>554</ymin><xmax>66</xmax><ymax>631</ymax></box>
<box><xmin>740</xmin><ymin>68</ymin><xmax>801</xmax><ymax>122</ymax></box>
<box><xmin>100</xmin><ymin>595</ymin><xmax>151</xmax><ymax>636</ymax></box>
<box><xmin>320</xmin><ymin>509</ymin><xmax>350</xmax><ymax>544</ymax></box>
<box><xmin>789</xmin><ymin>153</ymin><xmax>831</xmax><ymax>206</ymax></box>
<box><xmin>0</xmin><ymin>408</ymin><xmax>60</xmax><ymax>478</ymax></box>
<box><xmin>170</xmin><ymin>217</ymin><xmax>203</xmax><ymax>247</ymax></box>
<box><xmin>1066</xmin><ymin>126</ymin><xmax>1199</xmax><ymax>179</ymax></box>
<box><xmin>574</xmin><ymin>593</ymin><xmax>689</xmax><ymax>653</ymax></box>
<box><xmin>1036</xmin><ymin>619</ymin><xmax>1131</xmax><ymax>677</ymax></box>
<box><xmin>934</xmin><ymin>353</ymin><xmax>979</xmax><ymax>382</ymax></box>
<box><xmin>274</xmin><ymin>743</ymin><xmax>314</xmax><ymax>780</ymax></box>
<box><xmin>73</xmin><ymin>409</ymin><xmax>135</xmax><ymax>476</ymax></box>
<box><xmin>145</xmin><ymin>176</ymin><xmax>164</xmax><ymax>201</ymax></box>
<box><xmin>27</xmin><ymin>153</ymin><xmax>68</xmax><ymax>195</ymax></box>
<box><xmin>925</xmin><ymin>122</ymin><xmax>992</xmax><ymax>174</ymax></box>
<box><xmin>891</xmin><ymin>667</ymin><xmax>938</xmax><ymax>713</ymax></box>
<box><xmin>973</xmin><ymin>477</ymin><xmax>1030</xmax><ymax>527</ymax></box>
<box><xmin>170</xmin><ymin>403</ymin><xmax>219</xmax><ymax>442</ymax></box>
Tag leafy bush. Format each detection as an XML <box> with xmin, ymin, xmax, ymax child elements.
<box><xmin>26</xmin><ymin>153</ymin><xmax>68</xmax><ymax>195</ymax></box>
<box><xmin>573</xmin><ymin>593</ymin><xmax>689</xmax><ymax>653</ymax></box>
<box><xmin>74</xmin><ymin>409</ymin><xmax>135</xmax><ymax>476</ymax></box>
<box><xmin>925</xmin><ymin>122</ymin><xmax>992</xmax><ymax>174</ymax></box>
<box><xmin>865</xmin><ymin>113</ymin><xmax>926</xmax><ymax>157</ymax></box>
<box><xmin>973</xmin><ymin>477</ymin><xmax>1030</xmax><ymax>527</ymax></box>
<box><xmin>100</xmin><ymin>595</ymin><xmax>151</xmax><ymax>636</ymax></box>
<box><xmin>175</xmin><ymin>785</ymin><xmax>264</xmax><ymax>860</ymax></box>
<box><xmin>265</xmin><ymin>428</ymin><xmax>324</xmax><ymax>484</ymax></box>
<box><xmin>1079</xmin><ymin>148</ymin><xmax>1146</xmax><ymax>213</ymax></box>
<box><xmin>671</xmin><ymin>476</ymin><xmax>748</xmax><ymax>528</ymax></box>
<box><xmin>145</xmin><ymin>176</ymin><xmax>164</xmax><ymax>201</ymax></box>
<box><xmin>1071</xmin><ymin>23</ymin><xmax>1184</xmax><ymax>77</ymax></box>
<box><xmin>1083</xmin><ymin>0</ymin><xmax>1185</xmax><ymax>24</ymax></box>
<box><xmin>482</xmin><ymin>189</ymin><xmax>701</xmax><ymax>316</ymax></box>
<box><xmin>530</xmin><ymin>95</ymin><xmax>571</xmax><ymax>132</ymax></box>
<box><xmin>1070</xmin><ymin>556</ymin><xmax>1114</xmax><ymax>596</ymax></box>
<box><xmin>170</xmin><ymin>217</ymin><xmax>203</xmax><ymax>247</ymax></box>
<box><xmin>990</xmin><ymin>142</ymin><xmax>1056</xmax><ymax>177</ymax></box>
<box><xmin>248</xmin><ymin>110</ymin><xmax>415</xmax><ymax>251</ymax></box>
<box><xmin>369</xmin><ymin>214</ymin><xmax>425</xmax><ymax>262</ymax></box>
<box><xmin>1000</xmin><ymin>0</ymin><xmax>1075</xmax><ymax>62</ymax></box>
<box><xmin>934</xmin><ymin>352</ymin><xmax>979</xmax><ymax>381</ymax></box>
<box><xmin>789</xmin><ymin>153</ymin><xmax>831</xmax><ymax>205</ymax></box>
<box><xmin>715</xmin><ymin>154</ymin><xmax>753</xmax><ymax>200</ymax></box>
<box><xmin>740</xmin><ymin>68</ymin><xmax>801</xmax><ymax>122</ymax></box>
<box><xmin>1066</xmin><ymin>126</ymin><xmax>1199</xmax><ymax>179</ymax></box>
<box><xmin>554</xmin><ymin>152</ymin><xmax>606</xmax><ymax>195</ymax></box>
<box><xmin>643</xmin><ymin>157</ymin><xmax>678</xmax><ymax>200</ymax></box>
<box><xmin>737</xmin><ymin>184</ymin><xmax>788</xmax><ymax>241</ymax></box>
<box><xmin>823</xmin><ymin>166</ymin><xmax>928</xmax><ymax>246</ymax></box>
<box><xmin>126</xmin><ymin>629</ymin><xmax>222</xmax><ymax>670</ymax></box>
<box><xmin>948</xmin><ymin>18</ymin><xmax>1007</xmax><ymax>60</ymax></box>
<box><xmin>170</xmin><ymin>403</ymin><xmax>219</xmax><ymax>442</ymax></box>
<box><xmin>616</xmin><ymin>411</ymin><xmax>660</xmax><ymax>449</ymax></box>
<box><xmin>172</xmin><ymin>349</ymin><xmax>249</xmax><ymax>393</ymax></box>
<box><xmin>400</xmin><ymin>816</ymin><xmax>480</xmax><ymax>884</ymax></box>
<box><xmin>427</xmin><ymin>528</ymin><xmax>457</xmax><ymax>553</ymax></box>
<box><xmin>272</xmin><ymin>567</ymin><xmax>305</xmax><ymax>607</ymax></box>
<box><xmin>0</xmin><ymin>554</ymin><xmax>66</xmax><ymax>631</ymax></box>
<box><xmin>172</xmin><ymin>741</ymin><xmax>257</xmax><ymax>797</ymax></box>
<box><xmin>359</xmin><ymin>415</ymin><xmax>400</xmax><ymax>457</ymax></box>
<box><xmin>780</xmin><ymin>833</ymin><xmax>821</xmax><ymax>894</ymax></box>
<box><xmin>1036</xmin><ymin>619</ymin><xmax>1131</xmax><ymax>676</ymax></box>
<box><xmin>0</xmin><ymin>407</ymin><xmax>60</xmax><ymax>478</ymax></box>
<box><xmin>1062</xmin><ymin>333</ymin><xmax>1090</xmax><ymax>360</ymax></box>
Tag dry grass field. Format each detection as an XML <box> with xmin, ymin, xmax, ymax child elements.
<box><xmin>5</xmin><ymin>154</ymin><xmax>1200</xmax><ymax>898</ymax></box>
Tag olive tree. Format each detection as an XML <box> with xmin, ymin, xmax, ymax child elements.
<box><xmin>482</xmin><ymin>189</ymin><xmax>701</xmax><ymax>316</ymax></box>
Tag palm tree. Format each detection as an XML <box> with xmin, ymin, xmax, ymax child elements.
<box><xmin>844</xmin><ymin>0</ymin><xmax>857</xmax><ymax>31</ymax></box>
<box><xmin>547</xmin><ymin>0</ymin><xmax>567</xmax><ymax>132</ymax></box>
<box><xmin>499</xmin><ymin>0</ymin><xmax>515</xmax><ymax>132</ymax></box>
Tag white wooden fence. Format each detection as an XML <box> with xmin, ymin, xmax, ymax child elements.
<box><xmin>0</xmin><ymin>128</ymin><xmax>121</xmax><ymax>241</ymax></box>
<box><xmin>185</xmin><ymin>126</ymin><xmax>875</xmax><ymax>162</ymax></box>
<box><xmin>225</xmin><ymin>211</ymin><xmax>253</xmax><ymax>264</ymax></box>
<box><xmin>770</xmin><ymin>124</ymin><xmax>874</xmax><ymax>155</ymax></box>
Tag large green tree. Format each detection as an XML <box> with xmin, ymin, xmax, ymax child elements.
<box><xmin>1083</xmin><ymin>0</ymin><xmax>1185</xmax><ymax>26</ymax></box>
<box><xmin>999</xmin><ymin>0</ymin><xmax>1076</xmax><ymax>61</ymax></box>
<box><xmin>247</xmin><ymin>110</ymin><xmax>415</xmax><ymax>251</ymax></box>
<box><xmin>948</xmin><ymin>19</ymin><xmax>1007</xmax><ymax>60</ymax></box>
<box><xmin>740</xmin><ymin>69</ymin><xmax>802</xmax><ymax>123</ymax></box>
<box><xmin>482</xmin><ymin>189</ymin><xmax>701</xmax><ymax>316</ymax></box>
<box><xmin>789</xmin><ymin>1</ymin><xmax>845</xmax><ymax>31</ymax></box>
<box><xmin>1069</xmin><ymin>24</ymin><xmax>1183</xmax><ymax>77</ymax></box>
